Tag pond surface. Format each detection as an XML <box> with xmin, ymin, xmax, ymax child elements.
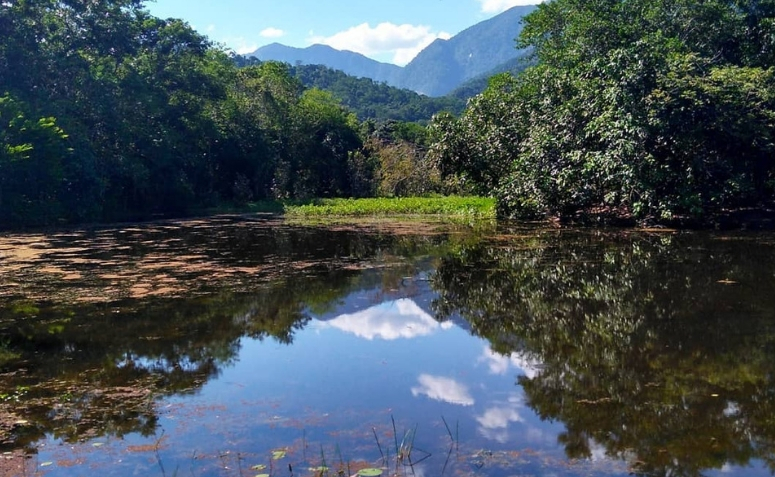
<box><xmin>1</xmin><ymin>216</ymin><xmax>775</xmax><ymax>477</ymax></box>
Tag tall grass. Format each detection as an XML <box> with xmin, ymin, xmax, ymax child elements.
<box><xmin>283</xmin><ymin>197</ymin><xmax>495</xmax><ymax>218</ymax></box>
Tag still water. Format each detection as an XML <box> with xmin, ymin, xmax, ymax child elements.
<box><xmin>1</xmin><ymin>217</ymin><xmax>774</xmax><ymax>477</ymax></box>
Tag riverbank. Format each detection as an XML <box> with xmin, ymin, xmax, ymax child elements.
<box><xmin>555</xmin><ymin>205</ymin><xmax>775</xmax><ymax>230</ymax></box>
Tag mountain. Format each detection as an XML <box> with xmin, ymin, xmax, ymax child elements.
<box><xmin>289</xmin><ymin>64</ymin><xmax>465</xmax><ymax>122</ymax></box>
<box><xmin>399</xmin><ymin>4</ymin><xmax>538</xmax><ymax>95</ymax></box>
<box><xmin>447</xmin><ymin>50</ymin><xmax>536</xmax><ymax>100</ymax></box>
<box><xmin>248</xmin><ymin>4</ymin><xmax>538</xmax><ymax>97</ymax></box>
<box><xmin>252</xmin><ymin>43</ymin><xmax>402</xmax><ymax>84</ymax></box>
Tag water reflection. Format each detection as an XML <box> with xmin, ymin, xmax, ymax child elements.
<box><xmin>0</xmin><ymin>218</ymin><xmax>460</xmax><ymax>457</ymax></box>
<box><xmin>411</xmin><ymin>374</ymin><xmax>475</xmax><ymax>406</ymax></box>
<box><xmin>432</xmin><ymin>228</ymin><xmax>775</xmax><ymax>476</ymax></box>
<box><xmin>1</xmin><ymin>219</ymin><xmax>775</xmax><ymax>477</ymax></box>
<box><xmin>321</xmin><ymin>298</ymin><xmax>449</xmax><ymax>340</ymax></box>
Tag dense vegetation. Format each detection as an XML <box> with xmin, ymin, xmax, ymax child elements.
<box><xmin>283</xmin><ymin>196</ymin><xmax>495</xmax><ymax>218</ymax></box>
<box><xmin>5</xmin><ymin>0</ymin><xmax>772</xmax><ymax>229</ymax></box>
<box><xmin>235</xmin><ymin>57</ymin><xmax>466</xmax><ymax>122</ymax></box>
<box><xmin>290</xmin><ymin>64</ymin><xmax>465</xmax><ymax>122</ymax></box>
<box><xmin>431</xmin><ymin>230</ymin><xmax>775</xmax><ymax>475</ymax></box>
<box><xmin>0</xmin><ymin>0</ymin><xmax>456</xmax><ymax>228</ymax></box>
<box><xmin>431</xmin><ymin>0</ymin><xmax>775</xmax><ymax>222</ymax></box>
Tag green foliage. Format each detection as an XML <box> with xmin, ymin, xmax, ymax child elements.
<box><xmin>283</xmin><ymin>197</ymin><xmax>496</xmax><ymax>218</ymax></box>
<box><xmin>290</xmin><ymin>63</ymin><xmax>465</xmax><ymax>122</ymax></box>
<box><xmin>0</xmin><ymin>2</ymin><xmax>386</xmax><ymax>227</ymax></box>
<box><xmin>431</xmin><ymin>0</ymin><xmax>775</xmax><ymax>221</ymax></box>
<box><xmin>0</xmin><ymin>94</ymin><xmax>74</xmax><ymax>226</ymax></box>
<box><xmin>431</xmin><ymin>230</ymin><xmax>775</xmax><ymax>475</ymax></box>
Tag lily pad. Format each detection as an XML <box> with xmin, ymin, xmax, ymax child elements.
<box><xmin>92</xmin><ymin>442</ymin><xmax>104</xmax><ymax>447</ymax></box>
<box><xmin>40</xmin><ymin>462</ymin><xmax>54</xmax><ymax>467</ymax></box>
<box><xmin>358</xmin><ymin>469</ymin><xmax>383</xmax><ymax>476</ymax></box>
<box><xmin>255</xmin><ymin>474</ymin><xmax>270</xmax><ymax>477</ymax></box>
<box><xmin>251</xmin><ymin>464</ymin><xmax>267</xmax><ymax>470</ymax></box>
<box><xmin>271</xmin><ymin>450</ymin><xmax>286</xmax><ymax>460</ymax></box>
<box><xmin>309</xmin><ymin>466</ymin><xmax>329</xmax><ymax>472</ymax></box>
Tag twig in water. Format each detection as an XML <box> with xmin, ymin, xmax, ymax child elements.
<box><xmin>441</xmin><ymin>443</ymin><xmax>454</xmax><ymax>475</ymax></box>
<box><xmin>320</xmin><ymin>444</ymin><xmax>327</xmax><ymax>473</ymax></box>
<box><xmin>189</xmin><ymin>450</ymin><xmax>197</xmax><ymax>477</ymax></box>
<box><xmin>155</xmin><ymin>429</ymin><xmax>167</xmax><ymax>477</ymax></box>
<box><xmin>441</xmin><ymin>415</ymin><xmax>454</xmax><ymax>442</ymax></box>
<box><xmin>391</xmin><ymin>415</ymin><xmax>399</xmax><ymax>457</ymax></box>
<box><xmin>335</xmin><ymin>442</ymin><xmax>345</xmax><ymax>472</ymax></box>
<box><xmin>303</xmin><ymin>429</ymin><xmax>307</xmax><ymax>462</ymax></box>
<box><xmin>372</xmin><ymin>427</ymin><xmax>385</xmax><ymax>462</ymax></box>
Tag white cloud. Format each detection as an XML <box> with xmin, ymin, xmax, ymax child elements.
<box><xmin>309</xmin><ymin>22</ymin><xmax>451</xmax><ymax>66</ymax></box>
<box><xmin>411</xmin><ymin>374</ymin><xmax>474</xmax><ymax>406</ymax></box>
<box><xmin>322</xmin><ymin>299</ymin><xmax>444</xmax><ymax>341</ymax></box>
<box><xmin>477</xmin><ymin>0</ymin><xmax>544</xmax><ymax>14</ymax></box>
<box><xmin>479</xmin><ymin>345</ymin><xmax>543</xmax><ymax>379</ymax></box>
<box><xmin>477</xmin><ymin>406</ymin><xmax>524</xmax><ymax>429</ymax></box>
<box><xmin>220</xmin><ymin>36</ymin><xmax>259</xmax><ymax>55</ymax></box>
<box><xmin>260</xmin><ymin>27</ymin><xmax>285</xmax><ymax>39</ymax></box>
<box><xmin>476</xmin><ymin>403</ymin><xmax>524</xmax><ymax>443</ymax></box>
<box><xmin>206</xmin><ymin>24</ymin><xmax>216</xmax><ymax>33</ymax></box>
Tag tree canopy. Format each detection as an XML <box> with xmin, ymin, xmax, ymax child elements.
<box><xmin>430</xmin><ymin>0</ymin><xmax>775</xmax><ymax>221</ymax></box>
<box><xmin>0</xmin><ymin>1</ymin><xmax>444</xmax><ymax>228</ymax></box>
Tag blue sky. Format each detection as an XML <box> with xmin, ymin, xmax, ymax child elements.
<box><xmin>144</xmin><ymin>0</ymin><xmax>541</xmax><ymax>65</ymax></box>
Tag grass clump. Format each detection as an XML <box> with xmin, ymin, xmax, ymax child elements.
<box><xmin>283</xmin><ymin>197</ymin><xmax>495</xmax><ymax>218</ymax></box>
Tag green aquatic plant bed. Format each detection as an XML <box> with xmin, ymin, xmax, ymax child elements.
<box><xmin>283</xmin><ymin>197</ymin><xmax>496</xmax><ymax>218</ymax></box>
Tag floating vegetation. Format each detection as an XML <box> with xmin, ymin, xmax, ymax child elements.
<box><xmin>271</xmin><ymin>449</ymin><xmax>287</xmax><ymax>460</ymax></box>
<box><xmin>357</xmin><ymin>468</ymin><xmax>383</xmax><ymax>476</ymax></box>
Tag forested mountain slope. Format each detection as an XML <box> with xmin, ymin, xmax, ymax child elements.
<box><xmin>250</xmin><ymin>5</ymin><xmax>537</xmax><ymax>96</ymax></box>
<box><xmin>252</xmin><ymin>43</ymin><xmax>402</xmax><ymax>84</ymax></box>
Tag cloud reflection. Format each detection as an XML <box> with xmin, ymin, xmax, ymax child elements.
<box><xmin>324</xmin><ymin>299</ymin><xmax>445</xmax><ymax>340</ymax></box>
<box><xmin>476</xmin><ymin>394</ymin><xmax>525</xmax><ymax>443</ymax></box>
<box><xmin>479</xmin><ymin>345</ymin><xmax>543</xmax><ymax>379</ymax></box>
<box><xmin>411</xmin><ymin>374</ymin><xmax>474</xmax><ymax>406</ymax></box>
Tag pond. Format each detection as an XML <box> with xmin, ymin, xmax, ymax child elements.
<box><xmin>1</xmin><ymin>216</ymin><xmax>774</xmax><ymax>477</ymax></box>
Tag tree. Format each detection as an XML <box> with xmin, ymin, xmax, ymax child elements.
<box><xmin>431</xmin><ymin>0</ymin><xmax>775</xmax><ymax>221</ymax></box>
<box><xmin>0</xmin><ymin>94</ymin><xmax>72</xmax><ymax>226</ymax></box>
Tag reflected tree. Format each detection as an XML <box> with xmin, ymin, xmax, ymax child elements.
<box><xmin>0</xmin><ymin>220</ymin><xmax>457</xmax><ymax>453</ymax></box>
<box><xmin>431</xmin><ymin>229</ymin><xmax>775</xmax><ymax>476</ymax></box>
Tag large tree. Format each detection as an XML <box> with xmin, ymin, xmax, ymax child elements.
<box><xmin>431</xmin><ymin>0</ymin><xmax>775</xmax><ymax>221</ymax></box>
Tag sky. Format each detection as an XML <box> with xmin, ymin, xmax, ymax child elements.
<box><xmin>144</xmin><ymin>0</ymin><xmax>542</xmax><ymax>65</ymax></box>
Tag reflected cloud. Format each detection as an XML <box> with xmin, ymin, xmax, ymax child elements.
<box><xmin>476</xmin><ymin>394</ymin><xmax>525</xmax><ymax>443</ymax></box>
<box><xmin>411</xmin><ymin>374</ymin><xmax>474</xmax><ymax>406</ymax></box>
<box><xmin>479</xmin><ymin>345</ymin><xmax>543</xmax><ymax>379</ymax></box>
<box><xmin>477</xmin><ymin>405</ymin><xmax>524</xmax><ymax>429</ymax></box>
<box><xmin>323</xmin><ymin>299</ymin><xmax>444</xmax><ymax>340</ymax></box>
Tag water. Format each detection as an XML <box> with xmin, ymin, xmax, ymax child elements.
<box><xmin>1</xmin><ymin>217</ymin><xmax>774</xmax><ymax>477</ymax></box>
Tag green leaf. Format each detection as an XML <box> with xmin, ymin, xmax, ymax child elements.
<box><xmin>358</xmin><ymin>469</ymin><xmax>383</xmax><ymax>476</ymax></box>
<box><xmin>271</xmin><ymin>450</ymin><xmax>286</xmax><ymax>460</ymax></box>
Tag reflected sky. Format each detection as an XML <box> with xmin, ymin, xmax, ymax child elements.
<box><xmin>315</xmin><ymin>298</ymin><xmax>453</xmax><ymax>340</ymax></box>
<box><xmin>7</xmin><ymin>220</ymin><xmax>775</xmax><ymax>477</ymax></box>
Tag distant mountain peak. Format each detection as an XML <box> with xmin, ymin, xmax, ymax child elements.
<box><xmin>250</xmin><ymin>4</ymin><xmax>538</xmax><ymax>96</ymax></box>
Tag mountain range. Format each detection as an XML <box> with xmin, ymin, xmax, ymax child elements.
<box><xmin>249</xmin><ymin>4</ymin><xmax>537</xmax><ymax>97</ymax></box>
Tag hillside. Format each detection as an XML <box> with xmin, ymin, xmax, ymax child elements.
<box><xmin>290</xmin><ymin>64</ymin><xmax>465</xmax><ymax>121</ymax></box>
<box><xmin>249</xmin><ymin>4</ymin><xmax>537</xmax><ymax>96</ymax></box>
<box><xmin>448</xmin><ymin>50</ymin><xmax>535</xmax><ymax>100</ymax></box>
<box><xmin>399</xmin><ymin>4</ymin><xmax>537</xmax><ymax>95</ymax></box>
<box><xmin>235</xmin><ymin>57</ymin><xmax>466</xmax><ymax>121</ymax></box>
<box><xmin>253</xmin><ymin>43</ymin><xmax>402</xmax><ymax>84</ymax></box>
